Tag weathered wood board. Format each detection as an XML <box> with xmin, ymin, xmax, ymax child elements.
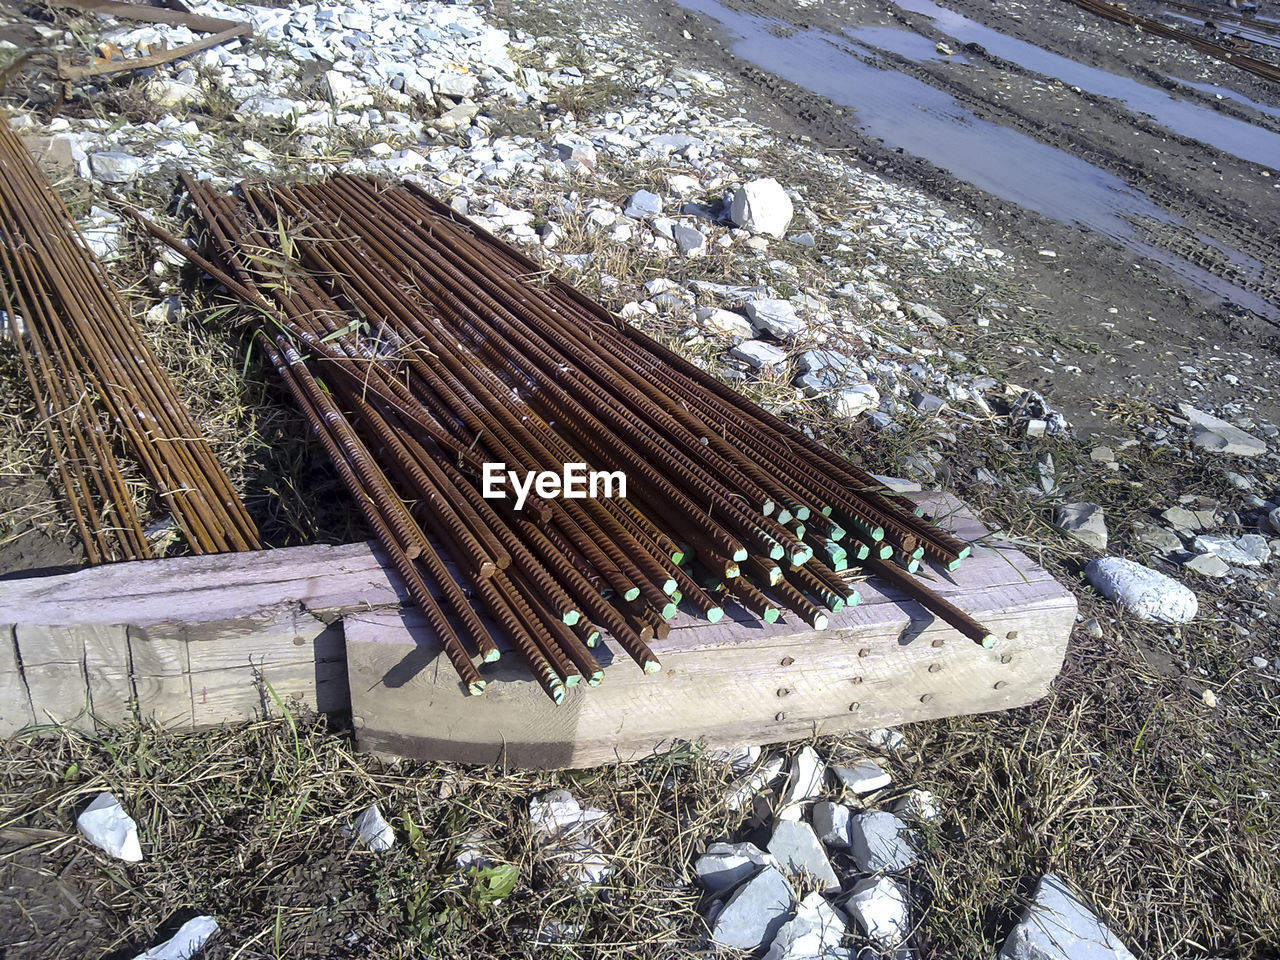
<box><xmin>0</xmin><ymin>493</ymin><xmax>1075</xmax><ymax>765</ymax></box>
<box><xmin>0</xmin><ymin>542</ymin><xmax>400</xmax><ymax>735</ymax></box>
<box><xmin>345</xmin><ymin>493</ymin><xmax>1076</xmax><ymax>768</ymax></box>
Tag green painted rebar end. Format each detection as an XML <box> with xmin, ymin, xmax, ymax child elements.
<box><xmin>586</xmin><ymin>631</ymin><xmax>602</xmax><ymax>647</ymax></box>
<box><xmin>762</xmin><ymin>499</ymin><xmax>776</xmax><ymax>517</ymax></box>
<box><xmin>764</xmin><ymin>607</ymin><xmax>780</xmax><ymax>623</ymax></box>
<box><xmin>661</xmin><ymin>601</ymin><xmax>678</xmax><ymax>619</ymax></box>
<box><xmin>855</xmin><ymin>544</ymin><xmax>871</xmax><ymax>561</ymax></box>
<box><xmin>662</xmin><ymin>578</ymin><xmax>678</xmax><ymax>595</ymax></box>
<box><xmin>483</xmin><ymin>650</ymin><xmax>501</xmax><ymax>663</ymax></box>
<box><xmin>552</xmin><ymin>686</ymin><xmax>566</xmax><ymax>705</ymax></box>
<box><xmin>563</xmin><ymin>610</ymin><xmax>581</xmax><ymax>626</ymax></box>
<box><xmin>791</xmin><ymin>524</ymin><xmax>806</xmax><ymax>541</ymax></box>
<box><xmin>830</xmin><ymin>598</ymin><xmax>846</xmax><ymax>614</ymax></box>
<box><xmin>830</xmin><ymin>524</ymin><xmax>846</xmax><ymax>541</ymax></box>
<box><xmin>732</xmin><ymin>547</ymin><xmax>748</xmax><ymax>562</ymax></box>
<box><xmin>794</xmin><ymin>545</ymin><xmax>814</xmax><ymax>565</ymax></box>
<box><xmin>794</xmin><ymin>505</ymin><xmax>811</xmax><ymax>521</ymax></box>
<box><xmin>958</xmin><ymin>545</ymin><xmax>972</xmax><ymax>560</ymax></box>
<box><xmin>671</xmin><ymin>550</ymin><xmax>686</xmax><ymax>566</ymax></box>
<box><xmin>769</xmin><ymin>543</ymin><xmax>785</xmax><ymax>561</ymax></box>
<box><xmin>670</xmin><ymin>590</ymin><xmax>683</xmax><ymax>605</ymax></box>
<box><xmin>833</xmin><ymin>559</ymin><xmax>848</xmax><ymax>572</ymax></box>
<box><xmin>914</xmin><ymin>506</ymin><xmax>926</xmax><ymax>518</ymax></box>
<box><xmin>813</xmin><ymin>613</ymin><xmax>830</xmax><ymax>630</ymax></box>
<box><xmin>911</xmin><ymin>546</ymin><xmax>925</xmax><ymax>560</ymax></box>
<box><xmin>706</xmin><ymin>606</ymin><xmax>724</xmax><ymax>624</ymax></box>
<box><xmin>564</xmin><ymin>674</ymin><xmax>582</xmax><ymax>688</ymax></box>
<box><xmin>724</xmin><ymin>563</ymin><xmax>741</xmax><ymax>579</ymax></box>
<box><xmin>588</xmin><ymin>671</ymin><xmax>604</xmax><ymax>686</ymax></box>
<box><xmin>468</xmin><ymin>681</ymin><xmax>487</xmax><ymax>696</ymax></box>
<box><xmin>947</xmin><ymin>558</ymin><xmax>964</xmax><ymax>572</ymax></box>
<box><xmin>982</xmin><ymin>634</ymin><xmax>999</xmax><ymax>649</ymax></box>
<box><xmin>623</xmin><ymin>586</ymin><xmax>641</xmax><ymax>602</ymax></box>
<box><xmin>847</xmin><ymin>590</ymin><xmax>862</xmax><ymax>607</ymax></box>
<box><xmin>643</xmin><ymin>660</ymin><xmax>661</xmax><ymax>674</ymax></box>
<box><xmin>822</xmin><ymin>505</ymin><xmax>833</xmax><ymax>517</ymax></box>
<box><xmin>878</xmin><ymin>545</ymin><xmax>894</xmax><ymax>560</ymax></box>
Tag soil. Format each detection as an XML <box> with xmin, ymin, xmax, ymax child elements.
<box><xmin>490</xmin><ymin>0</ymin><xmax>1280</xmax><ymax>438</ymax></box>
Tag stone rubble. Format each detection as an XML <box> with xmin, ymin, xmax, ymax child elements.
<box><xmin>711</xmin><ymin>866</ymin><xmax>797</xmax><ymax>951</ymax></box>
<box><xmin>833</xmin><ymin>759</ymin><xmax>892</xmax><ymax>794</ymax></box>
<box><xmin>767</xmin><ymin>820</ymin><xmax>842</xmax><ymax>894</ymax></box>
<box><xmin>999</xmin><ymin>874</ymin><xmax>1137</xmax><ymax>960</ymax></box>
<box><xmin>844</xmin><ymin>876</ymin><xmax>910</xmax><ymax>949</ymax></box>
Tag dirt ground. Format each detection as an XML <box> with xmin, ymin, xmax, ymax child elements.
<box><xmin>506</xmin><ymin>0</ymin><xmax>1280</xmax><ymax>438</ymax></box>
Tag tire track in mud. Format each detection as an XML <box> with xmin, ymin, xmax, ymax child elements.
<box><xmin>690</xmin><ymin>0</ymin><xmax>1280</xmax><ymax>324</ymax></box>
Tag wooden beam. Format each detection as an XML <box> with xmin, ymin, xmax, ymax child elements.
<box><xmin>344</xmin><ymin>494</ymin><xmax>1076</xmax><ymax>769</ymax></box>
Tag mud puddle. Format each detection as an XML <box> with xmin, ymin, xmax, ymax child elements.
<box><xmin>676</xmin><ymin>0</ymin><xmax>1280</xmax><ymax>320</ymax></box>
<box><xmin>896</xmin><ymin>0</ymin><xmax>1280</xmax><ymax>168</ymax></box>
<box><xmin>1172</xmin><ymin>75</ymin><xmax>1280</xmax><ymax>119</ymax></box>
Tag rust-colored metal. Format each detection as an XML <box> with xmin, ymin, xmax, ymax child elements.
<box><xmin>0</xmin><ymin>114</ymin><xmax>258</xmax><ymax>561</ymax></box>
<box><xmin>138</xmin><ymin>172</ymin><xmax>999</xmax><ymax>702</ymax></box>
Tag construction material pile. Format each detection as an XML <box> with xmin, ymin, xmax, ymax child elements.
<box><xmin>133</xmin><ymin>172</ymin><xmax>994</xmax><ymax>702</ymax></box>
<box><xmin>0</xmin><ymin>113</ymin><xmax>259</xmax><ymax>561</ymax></box>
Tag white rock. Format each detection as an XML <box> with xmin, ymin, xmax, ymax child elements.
<box><xmin>695</xmin><ymin>306</ymin><xmax>753</xmax><ymax>338</ymax></box>
<box><xmin>834</xmin><ymin>384</ymin><xmax>881</xmax><ymax>419</ymax></box>
<box><xmin>845</xmin><ymin>876</ymin><xmax>909</xmax><ymax>948</ymax></box>
<box><xmin>712</xmin><ymin>867</ymin><xmax>796</xmax><ymax>950</ymax></box>
<box><xmin>1184</xmin><ymin>553</ymin><xmax>1230</xmax><ymax>578</ymax></box>
<box><xmin>767</xmin><ymin>820</ymin><xmax>840</xmax><ymax>893</ymax></box>
<box><xmin>849</xmin><ymin>811</ymin><xmax>917</xmax><ymax>872</ymax></box>
<box><xmin>695</xmin><ymin>841</ymin><xmax>779</xmax><ymax>894</ymax></box>
<box><xmin>731</xmin><ymin>340</ymin><xmax>788</xmax><ymax>370</ymax></box>
<box><xmin>729</xmin><ymin>177</ymin><xmax>794</xmax><ymax>237</ymax></box>
<box><xmin>999</xmin><ymin>873</ymin><xmax>1136</xmax><ymax>960</ymax></box>
<box><xmin>673</xmin><ymin>223</ymin><xmax>706</xmax><ymax>256</ymax></box>
<box><xmin>353</xmin><ymin>804</ymin><xmax>395</xmax><ymax>852</ymax></box>
<box><xmin>745</xmin><ymin>299</ymin><xmax>804</xmax><ymax>339</ymax></box>
<box><xmin>624</xmin><ymin>189</ymin><xmax>662</xmax><ymax>219</ymax></box>
<box><xmin>131</xmin><ymin>915</ymin><xmax>219</xmax><ymax>960</ymax></box>
<box><xmin>893</xmin><ymin>789</ymin><xmax>942</xmax><ymax>822</ymax></box>
<box><xmin>77</xmin><ymin>791</ymin><xmax>143</xmax><ymax>861</ymax></box>
<box><xmin>777</xmin><ymin>745</ymin><xmax>825</xmax><ymax>820</ymax></box>
<box><xmin>1266</xmin><ymin>507</ymin><xmax>1280</xmax><ymax>535</ymax></box>
<box><xmin>1055</xmin><ymin>502</ymin><xmax>1108</xmax><ymax>551</ymax></box>
<box><xmin>1085</xmin><ymin>557</ymin><xmax>1198</xmax><ymax>624</ymax></box>
<box><xmin>863</xmin><ymin>728</ymin><xmax>907</xmax><ymax>751</ymax></box>
<box><xmin>236</xmin><ymin>95</ymin><xmax>302</xmax><ymax>120</ymax></box>
<box><xmin>833</xmin><ymin>759</ymin><xmax>891</xmax><ymax>794</ymax></box>
<box><xmin>763</xmin><ymin>891</ymin><xmax>847</xmax><ymax>960</ymax></box>
<box><xmin>89</xmin><ymin>152</ymin><xmax>142</xmax><ymax>183</ymax></box>
<box><xmin>147</xmin><ymin>79</ymin><xmax>200</xmax><ymax>108</ymax></box>
<box><xmin>1191</xmin><ymin>534</ymin><xmax>1270</xmax><ymax>568</ymax></box>
<box><xmin>812</xmin><ymin>801</ymin><xmax>853</xmax><ymax>847</ymax></box>
<box><xmin>435</xmin><ymin>70</ymin><xmax>479</xmax><ymax>99</ymax></box>
<box><xmin>725</xmin><ymin>755</ymin><xmax>786</xmax><ymax>811</ymax></box>
<box><xmin>1179</xmin><ymin>404</ymin><xmax>1268</xmax><ymax>457</ymax></box>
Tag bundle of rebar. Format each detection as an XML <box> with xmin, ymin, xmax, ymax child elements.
<box><xmin>126</xmin><ymin>172</ymin><xmax>996</xmax><ymax>702</ymax></box>
<box><xmin>0</xmin><ymin>113</ymin><xmax>260</xmax><ymax>561</ymax></box>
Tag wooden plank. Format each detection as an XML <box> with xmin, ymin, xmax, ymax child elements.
<box><xmin>0</xmin><ymin>541</ymin><xmax>407</xmax><ymax>626</ymax></box>
<box><xmin>0</xmin><ymin>625</ymin><xmax>36</xmax><ymax>737</ymax></box>
<box><xmin>84</xmin><ymin>624</ymin><xmax>132</xmax><ymax>726</ymax></box>
<box><xmin>14</xmin><ymin>625</ymin><xmax>92</xmax><ymax>731</ymax></box>
<box><xmin>346</xmin><ymin>495</ymin><xmax>1076</xmax><ymax>769</ymax></box>
<box><xmin>127</xmin><ymin>623</ymin><xmax>194</xmax><ymax>730</ymax></box>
